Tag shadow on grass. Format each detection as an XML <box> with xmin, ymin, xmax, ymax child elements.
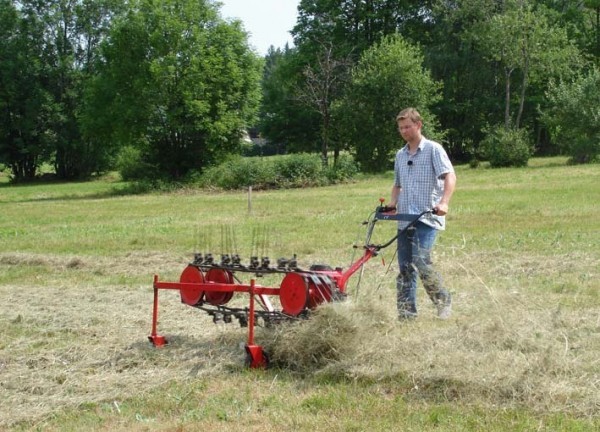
<box><xmin>0</xmin><ymin>180</ymin><xmax>172</xmax><ymax>203</ymax></box>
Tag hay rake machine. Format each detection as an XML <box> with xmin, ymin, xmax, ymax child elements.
<box><xmin>149</xmin><ymin>200</ymin><xmax>432</xmax><ymax>368</ymax></box>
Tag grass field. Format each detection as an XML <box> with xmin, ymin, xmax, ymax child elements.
<box><xmin>1</xmin><ymin>157</ymin><xmax>599</xmax><ymax>431</ymax></box>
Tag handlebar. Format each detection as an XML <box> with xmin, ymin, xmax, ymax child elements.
<box><xmin>376</xmin><ymin>206</ymin><xmax>438</xmax><ymax>220</ymax></box>
<box><xmin>373</xmin><ymin>209</ymin><xmax>433</xmax><ymax>250</ymax></box>
<box><xmin>363</xmin><ymin>200</ymin><xmax>441</xmax><ymax>252</ymax></box>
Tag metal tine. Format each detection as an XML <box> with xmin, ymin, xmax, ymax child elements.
<box><xmin>250</xmin><ymin>226</ymin><xmax>256</xmax><ymax>258</ymax></box>
<box><xmin>220</xmin><ymin>224</ymin><xmax>225</xmax><ymax>257</ymax></box>
<box><xmin>230</xmin><ymin>225</ymin><xmax>241</xmax><ymax>266</ymax></box>
<box><xmin>261</xmin><ymin>225</ymin><xmax>268</xmax><ymax>258</ymax></box>
<box><xmin>230</xmin><ymin>224</ymin><xmax>238</xmax><ymax>255</ymax></box>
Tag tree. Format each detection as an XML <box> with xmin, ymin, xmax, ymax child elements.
<box><xmin>427</xmin><ymin>0</ymin><xmax>505</xmax><ymax>161</ymax></box>
<box><xmin>295</xmin><ymin>43</ymin><xmax>351</xmax><ymax>165</ymax></box>
<box><xmin>542</xmin><ymin>68</ymin><xmax>600</xmax><ymax>163</ymax></box>
<box><xmin>0</xmin><ymin>0</ymin><xmax>55</xmax><ymax>180</ymax></box>
<box><xmin>264</xmin><ymin>0</ymin><xmax>437</xmax><ymax>160</ymax></box>
<box><xmin>48</xmin><ymin>0</ymin><xmax>125</xmax><ymax>179</ymax></box>
<box><xmin>335</xmin><ymin>35</ymin><xmax>442</xmax><ymax>172</ymax></box>
<box><xmin>477</xmin><ymin>0</ymin><xmax>582</xmax><ymax>130</ymax></box>
<box><xmin>538</xmin><ymin>0</ymin><xmax>600</xmax><ymax>63</ymax></box>
<box><xmin>259</xmin><ymin>46</ymin><xmax>321</xmax><ymax>155</ymax></box>
<box><xmin>585</xmin><ymin>0</ymin><xmax>600</xmax><ymax>62</ymax></box>
<box><xmin>82</xmin><ymin>0</ymin><xmax>262</xmax><ymax>180</ymax></box>
<box><xmin>293</xmin><ymin>0</ymin><xmax>435</xmax><ymax>62</ymax></box>
<box><xmin>0</xmin><ymin>0</ymin><xmax>125</xmax><ymax>180</ymax></box>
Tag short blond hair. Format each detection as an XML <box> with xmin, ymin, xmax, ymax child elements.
<box><xmin>396</xmin><ymin>108</ymin><xmax>422</xmax><ymax>123</ymax></box>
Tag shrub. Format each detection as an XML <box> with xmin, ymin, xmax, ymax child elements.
<box><xmin>198</xmin><ymin>153</ymin><xmax>357</xmax><ymax>190</ymax></box>
<box><xmin>199</xmin><ymin>156</ymin><xmax>276</xmax><ymax>190</ymax></box>
<box><xmin>542</xmin><ymin>69</ymin><xmax>600</xmax><ymax>164</ymax></box>
<box><xmin>115</xmin><ymin>146</ymin><xmax>159</xmax><ymax>181</ymax></box>
<box><xmin>326</xmin><ymin>154</ymin><xmax>359</xmax><ymax>182</ymax></box>
<box><xmin>273</xmin><ymin>153</ymin><xmax>324</xmax><ymax>187</ymax></box>
<box><xmin>481</xmin><ymin>126</ymin><xmax>533</xmax><ymax>168</ymax></box>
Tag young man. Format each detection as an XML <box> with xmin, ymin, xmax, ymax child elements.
<box><xmin>387</xmin><ymin>108</ymin><xmax>456</xmax><ymax>320</ymax></box>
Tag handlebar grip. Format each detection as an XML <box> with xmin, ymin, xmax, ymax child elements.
<box><xmin>377</xmin><ymin>205</ymin><xmax>396</xmax><ymax>213</ymax></box>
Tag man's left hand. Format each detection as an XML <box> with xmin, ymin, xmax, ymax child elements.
<box><xmin>434</xmin><ymin>203</ymin><xmax>449</xmax><ymax>216</ymax></box>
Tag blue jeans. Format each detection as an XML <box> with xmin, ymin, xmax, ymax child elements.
<box><xmin>396</xmin><ymin>222</ymin><xmax>449</xmax><ymax>315</ymax></box>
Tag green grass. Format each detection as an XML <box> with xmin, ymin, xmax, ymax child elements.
<box><xmin>1</xmin><ymin>157</ymin><xmax>599</xmax><ymax>431</ymax></box>
<box><xmin>26</xmin><ymin>377</ymin><xmax>595</xmax><ymax>431</ymax></box>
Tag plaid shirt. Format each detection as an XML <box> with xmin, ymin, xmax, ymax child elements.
<box><xmin>394</xmin><ymin>137</ymin><xmax>454</xmax><ymax>230</ymax></box>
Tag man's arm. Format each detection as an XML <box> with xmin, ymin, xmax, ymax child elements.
<box><xmin>435</xmin><ymin>172</ymin><xmax>456</xmax><ymax>216</ymax></box>
<box><xmin>389</xmin><ymin>185</ymin><xmax>401</xmax><ymax>209</ymax></box>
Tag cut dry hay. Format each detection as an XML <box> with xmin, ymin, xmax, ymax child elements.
<box><xmin>262</xmin><ymin>301</ymin><xmax>386</xmax><ymax>371</ymax></box>
<box><xmin>1</xmin><ymin>249</ymin><xmax>599</xmax><ymax>427</ymax></box>
<box><xmin>258</xmin><ymin>282</ymin><xmax>600</xmax><ymax>418</ymax></box>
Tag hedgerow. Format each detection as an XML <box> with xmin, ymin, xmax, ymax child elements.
<box><xmin>198</xmin><ymin>153</ymin><xmax>358</xmax><ymax>190</ymax></box>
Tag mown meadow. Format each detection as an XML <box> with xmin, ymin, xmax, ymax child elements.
<box><xmin>0</xmin><ymin>157</ymin><xmax>598</xmax><ymax>431</ymax></box>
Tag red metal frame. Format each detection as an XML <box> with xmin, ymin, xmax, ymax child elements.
<box><xmin>245</xmin><ymin>280</ymin><xmax>267</xmax><ymax>368</ymax></box>
<box><xmin>314</xmin><ymin>245</ymin><xmax>378</xmax><ymax>292</ymax></box>
<box><xmin>148</xmin><ymin>245</ymin><xmax>380</xmax><ymax>361</ymax></box>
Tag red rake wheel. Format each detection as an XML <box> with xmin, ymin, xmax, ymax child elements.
<box><xmin>204</xmin><ymin>268</ymin><xmax>234</xmax><ymax>306</ymax></box>
<box><xmin>279</xmin><ymin>272</ymin><xmax>309</xmax><ymax>316</ymax></box>
<box><xmin>179</xmin><ymin>265</ymin><xmax>205</xmax><ymax>306</ymax></box>
<box><xmin>307</xmin><ymin>275</ymin><xmax>334</xmax><ymax>309</ymax></box>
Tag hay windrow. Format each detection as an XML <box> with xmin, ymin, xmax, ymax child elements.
<box><xmin>261</xmin><ymin>301</ymin><xmax>382</xmax><ymax>371</ymax></box>
<box><xmin>258</xmin><ymin>288</ymin><xmax>600</xmax><ymax>417</ymax></box>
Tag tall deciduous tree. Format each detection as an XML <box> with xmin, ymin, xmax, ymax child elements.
<box><xmin>82</xmin><ymin>0</ymin><xmax>262</xmax><ymax>180</ymax></box>
<box><xmin>0</xmin><ymin>0</ymin><xmax>55</xmax><ymax>180</ymax></box>
<box><xmin>477</xmin><ymin>0</ymin><xmax>582</xmax><ymax>130</ymax></box>
<box><xmin>585</xmin><ymin>0</ymin><xmax>600</xmax><ymax>61</ymax></box>
<box><xmin>427</xmin><ymin>0</ymin><xmax>503</xmax><ymax>160</ymax></box>
<box><xmin>538</xmin><ymin>0</ymin><xmax>600</xmax><ymax>63</ymax></box>
<box><xmin>336</xmin><ymin>35</ymin><xmax>442</xmax><ymax>172</ymax></box>
<box><xmin>293</xmin><ymin>0</ymin><xmax>434</xmax><ymax>62</ymax></box>
<box><xmin>0</xmin><ymin>0</ymin><xmax>124</xmax><ymax>180</ymax></box>
<box><xmin>50</xmin><ymin>0</ymin><xmax>124</xmax><ymax>179</ymax></box>
<box><xmin>295</xmin><ymin>43</ymin><xmax>351</xmax><ymax>165</ymax></box>
<box><xmin>259</xmin><ymin>46</ymin><xmax>321</xmax><ymax>155</ymax></box>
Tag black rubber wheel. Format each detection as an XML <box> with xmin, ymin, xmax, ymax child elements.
<box><xmin>309</xmin><ymin>264</ymin><xmax>334</xmax><ymax>271</ymax></box>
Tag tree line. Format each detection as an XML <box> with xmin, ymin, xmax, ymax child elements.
<box><xmin>0</xmin><ymin>0</ymin><xmax>261</xmax><ymax>181</ymax></box>
<box><xmin>264</xmin><ymin>0</ymin><xmax>600</xmax><ymax>170</ymax></box>
<box><xmin>1</xmin><ymin>0</ymin><xmax>599</xmax><ymax>182</ymax></box>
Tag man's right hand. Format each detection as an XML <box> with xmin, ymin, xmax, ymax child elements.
<box><xmin>380</xmin><ymin>203</ymin><xmax>397</xmax><ymax>213</ymax></box>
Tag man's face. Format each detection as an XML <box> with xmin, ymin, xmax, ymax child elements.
<box><xmin>397</xmin><ymin>118</ymin><xmax>421</xmax><ymax>142</ymax></box>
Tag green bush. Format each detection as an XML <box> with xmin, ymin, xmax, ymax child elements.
<box><xmin>199</xmin><ymin>156</ymin><xmax>276</xmax><ymax>190</ymax></box>
<box><xmin>542</xmin><ymin>69</ymin><xmax>600</xmax><ymax>164</ymax></box>
<box><xmin>274</xmin><ymin>153</ymin><xmax>324</xmax><ymax>187</ymax></box>
<box><xmin>115</xmin><ymin>146</ymin><xmax>159</xmax><ymax>181</ymax></box>
<box><xmin>199</xmin><ymin>153</ymin><xmax>357</xmax><ymax>190</ymax></box>
<box><xmin>481</xmin><ymin>126</ymin><xmax>532</xmax><ymax>168</ymax></box>
<box><xmin>326</xmin><ymin>154</ymin><xmax>359</xmax><ymax>182</ymax></box>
